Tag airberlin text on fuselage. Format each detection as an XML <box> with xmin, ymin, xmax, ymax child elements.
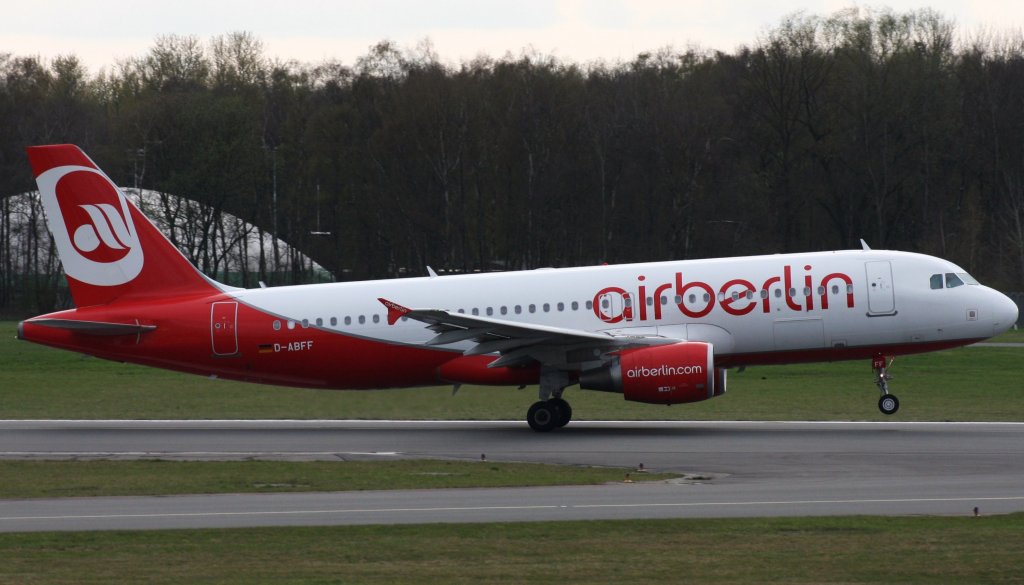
<box><xmin>593</xmin><ymin>264</ymin><xmax>855</xmax><ymax>323</ymax></box>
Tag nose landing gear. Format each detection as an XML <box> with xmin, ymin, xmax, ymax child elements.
<box><xmin>873</xmin><ymin>355</ymin><xmax>899</xmax><ymax>415</ymax></box>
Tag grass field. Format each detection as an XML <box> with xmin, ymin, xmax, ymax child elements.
<box><xmin>0</xmin><ymin>459</ymin><xmax>673</xmax><ymax>498</ymax></box>
<box><xmin>3</xmin><ymin>321</ymin><xmax>1022</xmax><ymax>421</ymax></box>
<box><xmin>2</xmin><ymin>514</ymin><xmax>1022</xmax><ymax>584</ymax></box>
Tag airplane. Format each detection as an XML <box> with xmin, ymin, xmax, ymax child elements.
<box><xmin>16</xmin><ymin>144</ymin><xmax>1020</xmax><ymax>431</ymax></box>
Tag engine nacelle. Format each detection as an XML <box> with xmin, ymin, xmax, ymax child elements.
<box><xmin>579</xmin><ymin>342</ymin><xmax>727</xmax><ymax>404</ymax></box>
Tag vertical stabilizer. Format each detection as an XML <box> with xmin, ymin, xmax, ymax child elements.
<box><xmin>26</xmin><ymin>144</ymin><xmax>223</xmax><ymax>307</ymax></box>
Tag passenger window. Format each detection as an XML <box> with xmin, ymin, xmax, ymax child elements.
<box><xmin>930</xmin><ymin>274</ymin><xmax>943</xmax><ymax>289</ymax></box>
<box><xmin>330</xmin><ymin>317</ymin><xmax>337</xmax><ymax>326</ymax></box>
<box><xmin>946</xmin><ymin>273</ymin><xmax>964</xmax><ymax>288</ymax></box>
<box><xmin>586</xmin><ymin>300</ymin><xmax>593</xmax><ymax>310</ymax></box>
<box><xmin>358</xmin><ymin>315</ymin><xmax>365</xmax><ymax>324</ymax></box>
<box><xmin>316</xmin><ymin>317</ymin><xmax>323</xmax><ymax>327</ymax></box>
<box><xmin>287</xmin><ymin>320</ymin><xmax>295</xmax><ymax>330</ymax></box>
<box><xmin>301</xmin><ymin>319</ymin><xmax>309</xmax><ymax>328</ymax></box>
<box><xmin>273</xmin><ymin>320</ymin><xmax>281</xmax><ymax>330</ymax></box>
<box><xmin>515</xmin><ymin>305</ymin><xmax>522</xmax><ymax>314</ymax></box>
<box><xmin>500</xmin><ymin>306</ymin><xmax>508</xmax><ymax>315</ymax></box>
<box><xmin>486</xmin><ymin>307</ymin><xmax>493</xmax><ymax>316</ymax></box>
<box><xmin>344</xmin><ymin>316</ymin><xmax>351</xmax><ymax>325</ymax></box>
<box><xmin>571</xmin><ymin>301</ymin><xmax>579</xmax><ymax>310</ymax></box>
<box><xmin>372</xmin><ymin>315</ymin><xmax>380</xmax><ymax>324</ymax></box>
<box><xmin>472</xmin><ymin>308</ymin><xmax>480</xmax><ymax>316</ymax></box>
<box><xmin>529</xmin><ymin>304</ymin><xmax>536</xmax><ymax>313</ymax></box>
<box><xmin>557</xmin><ymin>302</ymin><xmax>565</xmax><ymax>311</ymax></box>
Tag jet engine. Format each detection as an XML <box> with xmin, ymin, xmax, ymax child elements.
<box><xmin>579</xmin><ymin>342</ymin><xmax>726</xmax><ymax>404</ymax></box>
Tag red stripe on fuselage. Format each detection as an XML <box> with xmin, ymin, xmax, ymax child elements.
<box><xmin>716</xmin><ymin>338</ymin><xmax>982</xmax><ymax>368</ymax></box>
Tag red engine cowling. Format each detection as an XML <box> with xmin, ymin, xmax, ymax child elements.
<box><xmin>579</xmin><ymin>342</ymin><xmax>726</xmax><ymax>404</ymax></box>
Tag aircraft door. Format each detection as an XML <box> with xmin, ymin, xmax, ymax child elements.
<box><xmin>598</xmin><ymin>293</ymin><xmax>626</xmax><ymax>325</ymax></box>
<box><xmin>865</xmin><ymin>261</ymin><xmax>896</xmax><ymax>315</ymax></box>
<box><xmin>211</xmin><ymin>301</ymin><xmax>239</xmax><ymax>356</ymax></box>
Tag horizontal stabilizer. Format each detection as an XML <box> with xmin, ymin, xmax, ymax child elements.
<box><xmin>25</xmin><ymin>318</ymin><xmax>157</xmax><ymax>336</ymax></box>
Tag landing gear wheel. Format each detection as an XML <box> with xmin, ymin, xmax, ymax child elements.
<box><xmin>527</xmin><ymin>401</ymin><xmax>559</xmax><ymax>432</ymax></box>
<box><xmin>878</xmin><ymin>394</ymin><xmax>900</xmax><ymax>415</ymax></box>
<box><xmin>549</xmin><ymin>398</ymin><xmax>572</xmax><ymax>428</ymax></box>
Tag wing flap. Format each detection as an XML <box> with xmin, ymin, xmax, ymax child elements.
<box><xmin>377</xmin><ymin>298</ymin><xmax>677</xmax><ymax>370</ymax></box>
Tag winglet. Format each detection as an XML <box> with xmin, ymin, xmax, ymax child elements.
<box><xmin>859</xmin><ymin>238</ymin><xmax>871</xmax><ymax>250</ymax></box>
<box><xmin>378</xmin><ymin>298</ymin><xmax>411</xmax><ymax>325</ymax></box>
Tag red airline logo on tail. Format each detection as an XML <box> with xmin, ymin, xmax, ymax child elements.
<box><xmin>35</xmin><ymin>164</ymin><xmax>144</xmax><ymax>286</ymax></box>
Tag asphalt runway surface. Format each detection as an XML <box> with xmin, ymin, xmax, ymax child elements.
<box><xmin>1</xmin><ymin>420</ymin><xmax>1022</xmax><ymax>531</ymax></box>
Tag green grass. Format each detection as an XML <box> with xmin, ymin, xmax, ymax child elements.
<box><xmin>1</xmin><ymin>515</ymin><xmax>1022</xmax><ymax>584</ymax></box>
<box><xmin>3</xmin><ymin>321</ymin><xmax>1023</xmax><ymax>421</ymax></box>
<box><xmin>0</xmin><ymin>459</ymin><xmax>672</xmax><ymax>498</ymax></box>
<box><xmin>990</xmin><ymin>327</ymin><xmax>1024</xmax><ymax>343</ymax></box>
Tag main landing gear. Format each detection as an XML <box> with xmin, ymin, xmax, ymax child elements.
<box><xmin>527</xmin><ymin>368</ymin><xmax>573</xmax><ymax>432</ymax></box>
<box><xmin>527</xmin><ymin>398</ymin><xmax>572</xmax><ymax>432</ymax></box>
<box><xmin>873</xmin><ymin>355</ymin><xmax>900</xmax><ymax>415</ymax></box>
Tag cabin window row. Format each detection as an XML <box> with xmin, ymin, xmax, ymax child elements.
<box><xmin>620</xmin><ymin>285</ymin><xmax>854</xmax><ymax>307</ymax></box>
<box><xmin>272</xmin><ymin>315</ymin><xmax>387</xmax><ymax>330</ymax></box>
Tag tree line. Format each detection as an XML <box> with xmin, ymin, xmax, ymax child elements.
<box><xmin>2</xmin><ymin>6</ymin><xmax>1024</xmax><ymax>315</ymax></box>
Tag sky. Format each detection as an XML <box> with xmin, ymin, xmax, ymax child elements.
<box><xmin>4</xmin><ymin>0</ymin><xmax>1024</xmax><ymax>74</ymax></box>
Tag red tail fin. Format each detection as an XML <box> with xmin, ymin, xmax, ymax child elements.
<box><xmin>26</xmin><ymin>144</ymin><xmax>222</xmax><ymax>307</ymax></box>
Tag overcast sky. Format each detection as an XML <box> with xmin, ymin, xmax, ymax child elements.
<box><xmin>5</xmin><ymin>1</ymin><xmax>1024</xmax><ymax>74</ymax></box>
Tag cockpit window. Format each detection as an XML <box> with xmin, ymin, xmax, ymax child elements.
<box><xmin>958</xmin><ymin>272</ymin><xmax>979</xmax><ymax>285</ymax></box>
<box><xmin>932</xmin><ymin>272</ymin><xmax>980</xmax><ymax>289</ymax></box>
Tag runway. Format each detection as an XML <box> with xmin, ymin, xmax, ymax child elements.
<box><xmin>1</xmin><ymin>420</ymin><xmax>1023</xmax><ymax>531</ymax></box>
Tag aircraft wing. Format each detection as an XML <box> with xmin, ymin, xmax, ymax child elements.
<box><xmin>378</xmin><ymin>298</ymin><xmax>679</xmax><ymax>369</ymax></box>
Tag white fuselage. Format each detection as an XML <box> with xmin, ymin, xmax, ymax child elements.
<box><xmin>232</xmin><ymin>249</ymin><xmax>1015</xmax><ymax>366</ymax></box>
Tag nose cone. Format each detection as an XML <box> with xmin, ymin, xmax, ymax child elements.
<box><xmin>990</xmin><ymin>290</ymin><xmax>1019</xmax><ymax>336</ymax></box>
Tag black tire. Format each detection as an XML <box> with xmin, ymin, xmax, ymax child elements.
<box><xmin>549</xmin><ymin>398</ymin><xmax>572</xmax><ymax>427</ymax></box>
<box><xmin>527</xmin><ymin>401</ymin><xmax>559</xmax><ymax>432</ymax></box>
<box><xmin>878</xmin><ymin>394</ymin><xmax>900</xmax><ymax>415</ymax></box>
